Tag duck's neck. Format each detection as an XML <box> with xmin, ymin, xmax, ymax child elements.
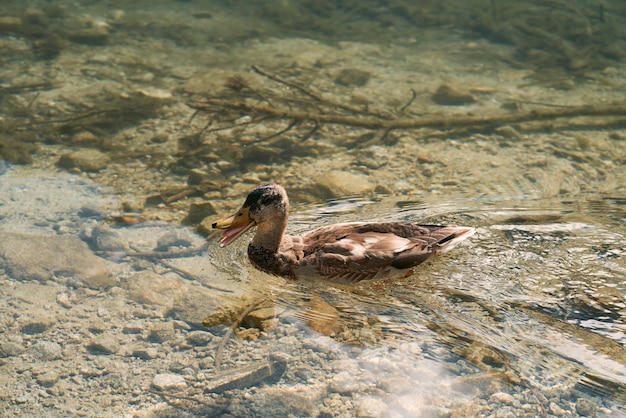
<box><xmin>251</xmin><ymin>216</ymin><xmax>288</xmax><ymax>252</ymax></box>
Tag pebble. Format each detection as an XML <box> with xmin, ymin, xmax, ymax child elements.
<box><xmin>155</xmin><ymin>230</ymin><xmax>194</xmax><ymax>251</ymax></box>
<box><xmin>186</xmin><ymin>201</ymin><xmax>217</xmax><ymax>224</ymax></box>
<box><xmin>125</xmin><ymin>271</ymin><xmax>187</xmax><ymax>309</ymax></box>
<box><xmin>56</xmin><ymin>292</ymin><xmax>74</xmax><ymax>309</ymax></box>
<box><xmin>67</xmin><ymin>26</ymin><xmax>110</xmax><ymax>45</ymax></box>
<box><xmin>87</xmin><ymin>335</ymin><xmax>120</xmax><ymax>355</ymax></box>
<box><xmin>329</xmin><ymin>372</ymin><xmax>361</xmax><ymax>394</ymax></box>
<box><xmin>36</xmin><ymin>371</ymin><xmax>60</xmax><ymax>387</ymax></box>
<box><xmin>89</xmin><ymin>224</ymin><xmax>128</xmax><ymax>252</ymax></box>
<box><xmin>334</xmin><ymin>68</ymin><xmax>371</xmax><ymax>87</ymax></box>
<box><xmin>242</xmin><ymin>307</ymin><xmax>276</xmax><ymax>329</ymax></box>
<box><xmin>490</xmin><ymin>391</ymin><xmax>515</xmax><ymax>405</ymax></box>
<box><xmin>0</xmin><ymin>16</ymin><xmax>22</xmax><ymax>31</ymax></box>
<box><xmin>57</xmin><ymin>149</ymin><xmax>111</xmax><ymax>172</ymax></box>
<box><xmin>19</xmin><ymin>311</ymin><xmax>56</xmax><ymax>335</ymax></box>
<box><xmin>575</xmin><ymin>397</ymin><xmax>597</xmax><ymax>415</ymax></box>
<box><xmin>122</xmin><ymin>322</ymin><xmax>144</xmax><ymax>334</ymax></box>
<box><xmin>356</xmin><ymin>397</ymin><xmax>387</xmax><ymax>418</ymax></box>
<box><xmin>314</xmin><ymin>170</ymin><xmax>375</xmax><ymax>199</ymax></box>
<box><xmin>170</xmin><ymin>287</ymin><xmax>239</xmax><ymax>328</ymax></box>
<box><xmin>152</xmin><ymin>373</ymin><xmax>187</xmax><ymax>391</ymax></box>
<box><xmin>31</xmin><ymin>341</ymin><xmax>63</xmax><ymax>361</ymax></box>
<box><xmin>431</xmin><ymin>84</ymin><xmax>476</xmax><ymax>105</ymax></box>
<box><xmin>148</xmin><ymin>322</ymin><xmax>176</xmax><ymax>343</ymax></box>
<box><xmin>186</xmin><ymin>330</ymin><xmax>213</xmax><ymax>346</ymax></box>
<box><xmin>132</xmin><ymin>347</ymin><xmax>160</xmax><ymax>360</ymax></box>
<box><xmin>203</xmin><ymin>359</ymin><xmax>285</xmax><ymax>393</ymax></box>
<box><xmin>0</xmin><ymin>341</ymin><xmax>25</xmax><ymax>357</ymax></box>
<box><xmin>549</xmin><ymin>401</ymin><xmax>567</xmax><ymax>416</ymax></box>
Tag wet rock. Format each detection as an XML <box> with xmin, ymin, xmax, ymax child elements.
<box><xmin>0</xmin><ymin>341</ymin><xmax>25</xmax><ymax>357</ymax></box>
<box><xmin>86</xmin><ymin>318</ymin><xmax>109</xmax><ymax>333</ymax></box>
<box><xmin>19</xmin><ymin>311</ymin><xmax>56</xmax><ymax>335</ymax></box>
<box><xmin>334</xmin><ymin>68</ymin><xmax>371</xmax><ymax>87</ymax></box>
<box><xmin>356</xmin><ymin>397</ymin><xmax>387</xmax><ymax>418</ymax></box>
<box><xmin>171</xmin><ymin>286</ymin><xmax>241</xmax><ymax>328</ymax></box>
<box><xmin>126</xmin><ymin>271</ymin><xmax>187</xmax><ymax>309</ymax></box>
<box><xmin>56</xmin><ymin>292</ymin><xmax>74</xmax><ymax>308</ymax></box>
<box><xmin>0</xmin><ymin>232</ymin><xmax>119</xmax><ymax>284</ymax></box>
<box><xmin>202</xmin><ymin>359</ymin><xmax>285</xmax><ymax>393</ymax></box>
<box><xmin>71</xmin><ymin>131</ymin><xmax>100</xmax><ymax>145</ymax></box>
<box><xmin>14</xmin><ymin>282</ymin><xmax>58</xmax><ymax>306</ymax></box>
<box><xmin>138</xmin><ymin>87</ymin><xmax>173</xmax><ymax>100</ymax></box>
<box><xmin>155</xmin><ymin>230</ymin><xmax>195</xmax><ymax>251</ymax></box>
<box><xmin>186</xmin><ymin>330</ymin><xmax>213</xmax><ymax>346</ymax></box>
<box><xmin>431</xmin><ymin>84</ymin><xmax>476</xmax><ymax>105</ymax></box>
<box><xmin>89</xmin><ymin>224</ymin><xmax>128</xmax><ymax>252</ymax></box>
<box><xmin>0</xmin><ymin>16</ymin><xmax>23</xmax><ymax>32</ymax></box>
<box><xmin>377</xmin><ymin>376</ymin><xmax>411</xmax><ymax>394</ymax></box>
<box><xmin>148</xmin><ymin>322</ymin><xmax>176</xmax><ymax>343</ymax></box>
<box><xmin>242</xmin><ymin>307</ymin><xmax>276</xmax><ymax>330</ymax></box>
<box><xmin>58</xmin><ymin>149</ymin><xmax>111</xmax><ymax>172</ymax></box>
<box><xmin>152</xmin><ymin>373</ymin><xmax>187</xmax><ymax>391</ymax></box>
<box><xmin>87</xmin><ymin>334</ymin><xmax>120</xmax><ymax>355</ymax></box>
<box><xmin>490</xmin><ymin>392</ymin><xmax>515</xmax><ymax>405</ymax></box>
<box><xmin>31</xmin><ymin>341</ymin><xmax>63</xmax><ymax>361</ymax></box>
<box><xmin>329</xmin><ymin>372</ymin><xmax>361</xmax><ymax>394</ymax></box>
<box><xmin>314</xmin><ymin>170</ymin><xmax>375</xmax><ymax>199</ymax></box>
<box><xmin>132</xmin><ymin>346</ymin><xmax>160</xmax><ymax>360</ymax></box>
<box><xmin>36</xmin><ymin>371</ymin><xmax>60</xmax><ymax>387</ymax></box>
<box><xmin>575</xmin><ymin>397</ymin><xmax>597</xmax><ymax>415</ymax></box>
<box><xmin>187</xmin><ymin>169</ymin><xmax>210</xmax><ymax>185</ymax></box>
<box><xmin>67</xmin><ymin>26</ymin><xmax>109</xmax><ymax>45</ymax></box>
<box><xmin>549</xmin><ymin>401</ymin><xmax>567</xmax><ymax>416</ymax></box>
<box><xmin>186</xmin><ymin>201</ymin><xmax>217</xmax><ymax>224</ymax></box>
<box><xmin>150</xmin><ymin>133</ymin><xmax>169</xmax><ymax>144</ymax></box>
<box><xmin>80</xmin><ymin>273</ymin><xmax>120</xmax><ymax>290</ymax></box>
<box><xmin>122</xmin><ymin>322</ymin><xmax>144</xmax><ymax>334</ymax></box>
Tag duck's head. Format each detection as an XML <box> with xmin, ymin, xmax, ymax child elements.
<box><xmin>212</xmin><ymin>183</ymin><xmax>289</xmax><ymax>247</ymax></box>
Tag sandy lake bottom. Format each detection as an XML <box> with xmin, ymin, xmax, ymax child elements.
<box><xmin>2</xmin><ymin>1</ymin><xmax>626</xmax><ymax>416</ymax></box>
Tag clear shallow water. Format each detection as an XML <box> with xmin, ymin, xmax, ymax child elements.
<box><xmin>2</xmin><ymin>0</ymin><xmax>626</xmax><ymax>414</ymax></box>
<box><xmin>233</xmin><ymin>195</ymin><xmax>626</xmax><ymax>411</ymax></box>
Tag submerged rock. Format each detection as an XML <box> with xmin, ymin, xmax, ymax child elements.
<box><xmin>87</xmin><ymin>334</ymin><xmax>120</xmax><ymax>355</ymax></box>
<box><xmin>125</xmin><ymin>271</ymin><xmax>188</xmax><ymax>309</ymax></box>
<box><xmin>31</xmin><ymin>341</ymin><xmax>63</xmax><ymax>361</ymax></box>
<box><xmin>57</xmin><ymin>149</ymin><xmax>111</xmax><ymax>172</ymax></box>
<box><xmin>0</xmin><ymin>232</ymin><xmax>119</xmax><ymax>285</ymax></box>
<box><xmin>431</xmin><ymin>84</ymin><xmax>476</xmax><ymax>105</ymax></box>
<box><xmin>334</xmin><ymin>68</ymin><xmax>371</xmax><ymax>87</ymax></box>
<box><xmin>314</xmin><ymin>170</ymin><xmax>375</xmax><ymax>199</ymax></box>
<box><xmin>152</xmin><ymin>373</ymin><xmax>187</xmax><ymax>391</ymax></box>
<box><xmin>202</xmin><ymin>358</ymin><xmax>286</xmax><ymax>393</ymax></box>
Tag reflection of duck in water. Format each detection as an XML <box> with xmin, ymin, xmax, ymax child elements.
<box><xmin>213</xmin><ymin>184</ymin><xmax>475</xmax><ymax>282</ymax></box>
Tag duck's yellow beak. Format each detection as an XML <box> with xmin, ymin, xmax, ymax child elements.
<box><xmin>212</xmin><ymin>206</ymin><xmax>255</xmax><ymax>247</ymax></box>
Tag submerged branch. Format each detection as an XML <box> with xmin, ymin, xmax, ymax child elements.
<box><xmin>188</xmin><ymin>66</ymin><xmax>626</xmax><ymax>147</ymax></box>
<box><xmin>192</xmin><ymin>98</ymin><xmax>626</xmax><ymax>135</ymax></box>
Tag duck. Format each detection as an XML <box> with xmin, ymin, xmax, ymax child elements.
<box><xmin>212</xmin><ymin>183</ymin><xmax>474</xmax><ymax>282</ymax></box>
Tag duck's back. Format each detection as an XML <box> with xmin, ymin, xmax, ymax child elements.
<box><xmin>286</xmin><ymin>223</ymin><xmax>475</xmax><ymax>282</ymax></box>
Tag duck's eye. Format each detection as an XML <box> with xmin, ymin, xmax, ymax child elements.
<box><xmin>237</xmin><ymin>212</ymin><xmax>243</xmax><ymax>217</ymax></box>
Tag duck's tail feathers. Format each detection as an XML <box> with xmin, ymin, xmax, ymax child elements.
<box><xmin>436</xmin><ymin>226</ymin><xmax>475</xmax><ymax>254</ymax></box>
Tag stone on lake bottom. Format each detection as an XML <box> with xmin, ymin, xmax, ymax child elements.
<box><xmin>87</xmin><ymin>335</ymin><xmax>120</xmax><ymax>355</ymax></box>
<box><xmin>152</xmin><ymin>373</ymin><xmax>187</xmax><ymax>391</ymax></box>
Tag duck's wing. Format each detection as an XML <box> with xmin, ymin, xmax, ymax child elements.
<box><xmin>296</xmin><ymin>223</ymin><xmax>474</xmax><ymax>282</ymax></box>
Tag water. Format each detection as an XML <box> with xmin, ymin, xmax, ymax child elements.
<box><xmin>266</xmin><ymin>195</ymin><xmax>626</xmax><ymax>412</ymax></box>
<box><xmin>1</xmin><ymin>0</ymin><xmax>626</xmax><ymax>416</ymax></box>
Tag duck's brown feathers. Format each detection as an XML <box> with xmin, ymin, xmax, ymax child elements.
<box><xmin>248</xmin><ymin>223</ymin><xmax>472</xmax><ymax>282</ymax></box>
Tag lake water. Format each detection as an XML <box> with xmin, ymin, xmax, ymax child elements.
<box><xmin>1</xmin><ymin>0</ymin><xmax>626</xmax><ymax>416</ymax></box>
